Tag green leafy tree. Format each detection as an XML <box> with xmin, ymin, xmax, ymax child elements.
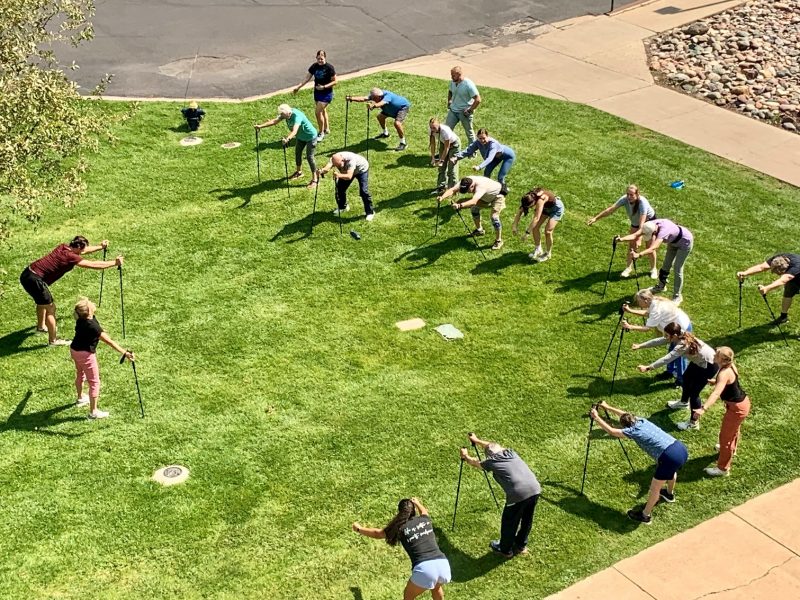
<box><xmin>0</xmin><ymin>0</ymin><xmax>113</xmax><ymax>244</ymax></box>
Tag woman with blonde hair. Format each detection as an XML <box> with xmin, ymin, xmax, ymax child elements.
<box><xmin>70</xmin><ymin>297</ymin><xmax>134</xmax><ymax>419</ymax></box>
<box><xmin>623</xmin><ymin>289</ymin><xmax>692</xmax><ymax>386</ymax></box>
<box><xmin>693</xmin><ymin>347</ymin><xmax>751</xmax><ymax>477</ymax></box>
<box><xmin>352</xmin><ymin>497</ymin><xmax>451</xmax><ymax>599</ymax></box>
<box><xmin>635</xmin><ymin>322</ymin><xmax>717</xmax><ymax>430</ymax></box>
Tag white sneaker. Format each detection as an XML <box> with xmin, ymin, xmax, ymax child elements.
<box><xmin>536</xmin><ymin>252</ymin><xmax>551</xmax><ymax>263</ymax></box>
<box><xmin>76</xmin><ymin>394</ymin><xmax>90</xmax><ymax>407</ymax></box>
<box><xmin>672</xmin><ymin>295</ymin><xmax>683</xmax><ymax>306</ymax></box>
<box><xmin>48</xmin><ymin>338</ymin><xmax>71</xmax><ymax>347</ymax></box>
<box><xmin>704</xmin><ymin>466</ymin><xmax>729</xmax><ymax>477</ymax></box>
<box><xmin>332</xmin><ymin>204</ymin><xmax>350</xmax><ymax>215</ymax></box>
<box><xmin>650</xmin><ymin>268</ymin><xmax>659</xmax><ymax>279</ymax></box>
<box><xmin>531</xmin><ymin>246</ymin><xmax>544</xmax><ymax>259</ymax></box>
<box><xmin>620</xmin><ymin>266</ymin><xmax>633</xmax><ymax>278</ymax></box>
<box><xmin>677</xmin><ymin>419</ymin><xmax>700</xmax><ymax>431</ymax></box>
<box><xmin>365</xmin><ymin>213</ymin><xmax>375</xmax><ymax>222</ymax></box>
<box><xmin>88</xmin><ymin>410</ymin><xmax>109</xmax><ymax>420</ymax></box>
<box><xmin>316</xmin><ymin>132</ymin><xmax>325</xmax><ymax>142</ymax></box>
<box><xmin>666</xmin><ymin>399</ymin><xmax>689</xmax><ymax>410</ymax></box>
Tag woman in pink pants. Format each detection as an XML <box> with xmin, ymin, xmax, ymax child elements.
<box><xmin>70</xmin><ymin>297</ymin><xmax>134</xmax><ymax>419</ymax></box>
<box><xmin>692</xmin><ymin>346</ymin><xmax>751</xmax><ymax>477</ymax></box>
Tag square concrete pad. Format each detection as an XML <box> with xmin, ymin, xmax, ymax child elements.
<box><xmin>616</xmin><ymin>511</ymin><xmax>794</xmax><ymax>600</ymax></box>
<box><xmin>395</xmin><ymin>318</ymin><xmax>426</xmax><ymax>332</ymax></box>
<box><xmin>731</xmin><ymin>479</ymin><xmax>800</xmax><ymax>556</ymax></box>
<box><xmin>546</xmin><ymin>567</ymin><xmax>654</xmax><ymax>600</ymax></box>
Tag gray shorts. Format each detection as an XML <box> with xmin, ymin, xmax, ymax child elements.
<box><xmin>391</xmin><ymin>106</ymin><xmax>410</xmax><ymax>123</ymax></box>
<box><xmin>410</xmin><ymin>558</ymin><xmax>451</xmax><ymax>589</ymax></box>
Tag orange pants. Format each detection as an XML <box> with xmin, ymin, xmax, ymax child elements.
<box><xmin>718</xmin><ymin>397</ymin><xmax>750</xmax><ymax>471</ymax></box>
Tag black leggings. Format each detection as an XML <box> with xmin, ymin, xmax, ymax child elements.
<box><xmin>681</xmin><ymin>362</ymin><xmax>719</xmax><ymax>410</ymax></box>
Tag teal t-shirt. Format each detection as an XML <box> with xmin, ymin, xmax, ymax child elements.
<box><xmin>286</xmin><ymin>109</ymin><xmax>318</xmax><ymax>142</ymax></box>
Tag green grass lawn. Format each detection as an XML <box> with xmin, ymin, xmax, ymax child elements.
<box><xmin>1</xmin><ymin>72</ymin><xmax>799</xmax><ymax>599</ymax></box>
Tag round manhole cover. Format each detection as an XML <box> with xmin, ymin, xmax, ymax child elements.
<box><xmin>180</xmin><ymin>136</ymin><xmax>203</xmax><ymax>146</ymax></box>
<box><xmin>152</xmin><ymin>464</ymin><xmax>190</xmax><ymax>486</ymax></box>
<box><xmin>221</xmin><ymin>142</ymin><xmax>241</xmax><ymax>149</ymax></box>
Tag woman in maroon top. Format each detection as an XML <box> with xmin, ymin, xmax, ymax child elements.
<box><xmin>19</xmin><ymin>236</ymin><xmax>123</xmax><ymax>346</ymax></box>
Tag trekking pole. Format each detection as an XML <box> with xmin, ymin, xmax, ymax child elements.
<box><xmin>631</xmin><ymin>258</ymin><xmax>640</xmax><ymax>292</ymax></box>
<box><xmin>255</xmin><ymin>127</ymin><xmax>261</xmax><ymax>183</ymax></box>
<box><xmin>98</xmin><ymin>248</ymin><xmax>107</xmax><ymax>307</ymax></box>
<box><xmin>601</xmin><ymin>236</ymin><xmax>618</xmax><ymax>299</ymax></box>
<box><xmin>282</xmin><ymin>141</ymin><xmax>291</xmax><ymax>199</ymax></box>
<box><xmin>452</xmin><ymin>456</ymin><xmax>464</xmax><ymax>531</ymax></box>
<box><xmin>471</xmin><ymin>439</ymin><xmax>500</xmax><ymax>509</ymax></box>
<box><xmin>365</xmin><ymin>105</ymin><xmax>370</xmax><ymax>161</ymax></box>
<box><xmin>609</xmin><ymin>326</ymin><xmax>625</xmax><ymax>396</ymax></box>
<box><xmin>344</xmin><ymin>98</ymin><xmax>350</xmax><ymax>149</ymax></box>
<box><xmin>761</xmin><ymin>293</ymin><xmax>789</xmax><ymax>347</ymax></box>
<box><xmin>335</xmin><ymin>180</ymin><xmax>343</xmax><ymax>236</ymax></box>
<box><xmin>454</xmin><ymin>206</ymin><xmax>488</xmax><ymax>260</ymax></box>
<box><xmin>118</xmin><ymin>265</ymin><xmax>126</xmax><ymax>338</ymax></box>
<box><xmin>309</xmin><ymin>170</ymin><xmax>320</xmax><ymax>234</ymax></box>
<box><xmin>120</xmin><ymin>354</ymin><xmax>145</xmax><ymax>418</ymax></box>
<box><xmin>599</xmin><ymin>308</ymin><xmax>624</xmax><ymax>372</ymax></box>
<box><xmin>580</xmin><ymin>406</ymin><xmax>597</xmax><ymax>495</ymax></box>
<box><xmin>738</xmin><ymin>278</ymin><xmax>743</xmax><ymax>328</ymax></box>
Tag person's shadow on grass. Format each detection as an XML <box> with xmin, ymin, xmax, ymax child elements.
<box><xmin>349</xmin><ymin>587</ymin><xmax>363</xmax><ymax>600</ymax></box>
<box><xmin>540</xmin><ymin>481</ymin><xmax>638</xmax><ymax>534</ymax></box>
<box><xmin>561</xmin><ymin>295</ymin><xmax>633</xmax><ymax>324</ymax></box>
<box><xmin>394</xmin><ymin>236</ymin><xmax>480</xmax><ymax>269</ymax></box>
<box><xmin>381</xmin><ymin>189</ymin><xmax>430</xmax><ymax>211</ymax></box>
<box><xmin>470</xmin><ymin>252</ymin><xmax>531</xmax><ymax>276</ymax></box>
<box><xmin>1</xmin><ymin>391</ymin><xmax>86</xmax><ymax>438</ymax></box>
<box><xmin>270</xmin><ymin>210</ymin><xmax>360</xmax><ymax>243</ymax></box>
<box><xmin>566</xmin><ymin>372</ymin><xmax>666</xmax><ymax>400</ymax></box>
<box><xmin>0</xmin><ymin>327</ymin><xmax>42</xmax><ymax>358</ymax></box>
<box><xmin>705</xmin><ymin>321</ymin><xmax>792</xmax><ymax>353</ymax></box>
<box><xmin>551</xmin><ymin>270</ymin><xmax>640</xmax><ymax>298</ymax></box>
<box><xmin>434</xmin><ymin>528</ymin><xmax>505</xmax><ymax>583</ymax></box>
<box><xmin>210</xmin><ymin>179</ymin><xmax>289</xmax><ymax>208</ymax></box>
<box><xmin>384</xmin><ymin>154</ymin><xmax>431</xmax><ymax>169</ymax></box>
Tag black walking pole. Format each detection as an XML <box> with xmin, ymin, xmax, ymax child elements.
<box><xmin>282</xmin><ymin>141</ymin><xmax>291</xmax><ymax>199</ymax></box>
<box><xmin>344</xmin><ymin>98</ymin><xmax>350</xmax><ymax>149</ymax></box>
<box><xmin>365</xmin><ymin>105</ymin><xmax>370</xmax><ymax>161</ymax></box>
<box><xmin>454</xmin><ymin>207</ymin><xmax>488</xmax><ymax>260</ymax></box>
<box><xmin>98</xmin><ymin>248</ymin><xmax>107</xmax><ymax>307</ymax></box>
<box><xmin>599</xmin><ymin>307</ymin><xmax>624</xmax><ymax>372</ymax></box>
<box><xmin>631</xmin><ymin>258</ymin><xmax>640</xmax><ymax>292</ymax></box>
<box><xmin>309</xmin><ymin>171</ymin><xmax>320</xmax><ymax>234</ymax></box>
<box><xmin>609</xmin><ymin>326</ymin><xmax>625</xmax><ymax>396</ymax></box>
<box><xmin>761</xmin><ymin>293</ymin><xmax>789</xmax><ymax>347</ymax></box>
<box><xmin>255</xmin><ymin>127</ymin><xmax>261</xmax><ymax>183</ymax></box>
<box><xmin>452</xmin><ymin>456</ymin><xmax>464</xmax><ymax>531</ymax></box>
<box><xmin>120</xmin><ymin>354</ymin><xmax>145</xmax><ymax>418</ymax></box>
<box><xmin>580</xmin><ymin>406</ymin><xmax>597</xmax><ymax>496</ymax></box>
<box><xmin>334</xmin><ymin>180</ymin><xmax>343</xmax><ymax>236</ymax></box>
<box><xmin>118</xmin><ymin>265</ymin><xmax>126</xmax><ymax>339</ymax></box>
<box><xmin>738</xmin><ymin>278</ymin><xmax>743</xmax><ymax>328</ymax></box>
<box><xmin>471</xmin><ymin>440</ymin><xmax>500</xmax><ymax>509</ymax></box>
<box><xmin>601</xmin><ymin>236</ymin><xmax>618</xmax><ymax>299</ymax></box>
<box><xmin>434</xmin><ymin>199</ymin><xmax>441</xmax><ymax>236</ymax></box>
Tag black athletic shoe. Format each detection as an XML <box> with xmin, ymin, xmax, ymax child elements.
<box><xmin>774</xmin><ymin>314</ymin><xmax>789</xmax><ymax>325</ymax></box>
<box><xmin>627</xmin><ymin>509</ymin><xmax>652</xmax><ymax>525</ymax></box>
<box><xmin>659</xmin><ymin>489</ymin><xmax>675</xmax><ymax>503</ymax></box>
<box><xmin>374</xmin><ymin>132</ymin><xmax>391</xmax><ymax>139</ymax></box>
<box><xmin>489</xmin><ymin>540</ymin><xmax>514</xmax><ymax>558</ymax></box>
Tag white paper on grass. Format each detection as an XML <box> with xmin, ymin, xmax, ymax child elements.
<box><xmin>435</xmin><ymin>324</ymin><xmax>464</xmax><ymax>340</ymax></box>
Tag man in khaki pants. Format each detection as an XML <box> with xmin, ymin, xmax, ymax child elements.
<box><xmin>438</xmin><ymin>176</ymin><xmax>506</xmax><ymax>250</ymax></box>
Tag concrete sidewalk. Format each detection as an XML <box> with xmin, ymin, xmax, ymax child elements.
<box><xmin>547</xmin><ymin>478</ymin><xmax>800</xmax><ymax>599</ymax></box>
<box><xmin>341</xmin><ymin>0</ymin><xmax>800</xmax><ymax>188</ymax></box>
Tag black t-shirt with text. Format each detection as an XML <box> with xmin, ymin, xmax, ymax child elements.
<box><xmin>71</xmin><ymin>316</ymin><xmax>103</xmax><ymax>353</ymax></box>
<box><xmin>398</xmin><ymin>515</ymin><xmax>446</xmax><ymax>567</ymax></box>
<box><xmin>308</xmin><ymin>62</ymin><xmax>336</xmax><ymax>86</ymax></box>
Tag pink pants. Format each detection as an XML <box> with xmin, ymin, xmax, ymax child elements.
<box><xmin>718</xmin><ymin>397</ymin><xmax>750</xmax><ymax>471</ymax></box>
<box><xmin>70</xmin><ymin>348</ymin><xmax>101</xmax><ymax>398</ymax></box>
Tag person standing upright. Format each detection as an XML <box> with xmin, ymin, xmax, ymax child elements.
<box><xmin>428</xmin><ymin>117</ymin><xmax>461</xmax><ymax>195</ymax></box>
<box><xmin>446</xmin><ymin>66</ymin><xmax>481</xmax><ymax>145</ymax></box>
<box><xmin>293</xmin><ymin>50</ymin><xmax>337</xmax><ymax>141</ymax></box>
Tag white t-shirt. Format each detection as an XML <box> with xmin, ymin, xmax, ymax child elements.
<box><xmin>431</xmin><ymin>123</ymin><xmax>459</xmax><ymax>145</ymax></box>
<box><xmin>646</xmin><ymin>299</ymin><xmax>691</xmax><ymax>331</ymax></box>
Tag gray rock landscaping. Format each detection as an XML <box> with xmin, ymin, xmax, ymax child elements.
<box><xmin>647</xmin><ymin>0</ymin><xmax>799</xmax><ymax>134</ymax></box>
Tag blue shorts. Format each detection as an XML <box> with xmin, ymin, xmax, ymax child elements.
<box><xmin>654</xmin><ymin>441</ymin><xmax>688</xmax><ymax>481</ymax></box>
<box><xmin>410</xmin><ymin>558</ymin><xmax>451</xmax><ymax>590</ymax></box>
<box><xmin>314</xmin><ymin>90</ymin><xmax>333</xmax><ymax>104</ymax></box>
<box><xmin>543</xmin><ymin>198</ymin><xmax>565</xmax><ymax>221</ymax></box>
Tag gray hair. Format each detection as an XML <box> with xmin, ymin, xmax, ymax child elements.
<box><xmin>770</xmin><ymin>256</ymin><xmax>790</xmax><ymax>274</ymax></box>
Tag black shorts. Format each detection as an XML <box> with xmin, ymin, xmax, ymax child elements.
<box><xmin>783</xmin><ymin>277</ymin><xmax>799</xmax><ymax>299</ymax></box>
<box><xmin>20</xmin><ymin>267</ymin><xmax>53</xmax><ymax>305</ymax></box>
